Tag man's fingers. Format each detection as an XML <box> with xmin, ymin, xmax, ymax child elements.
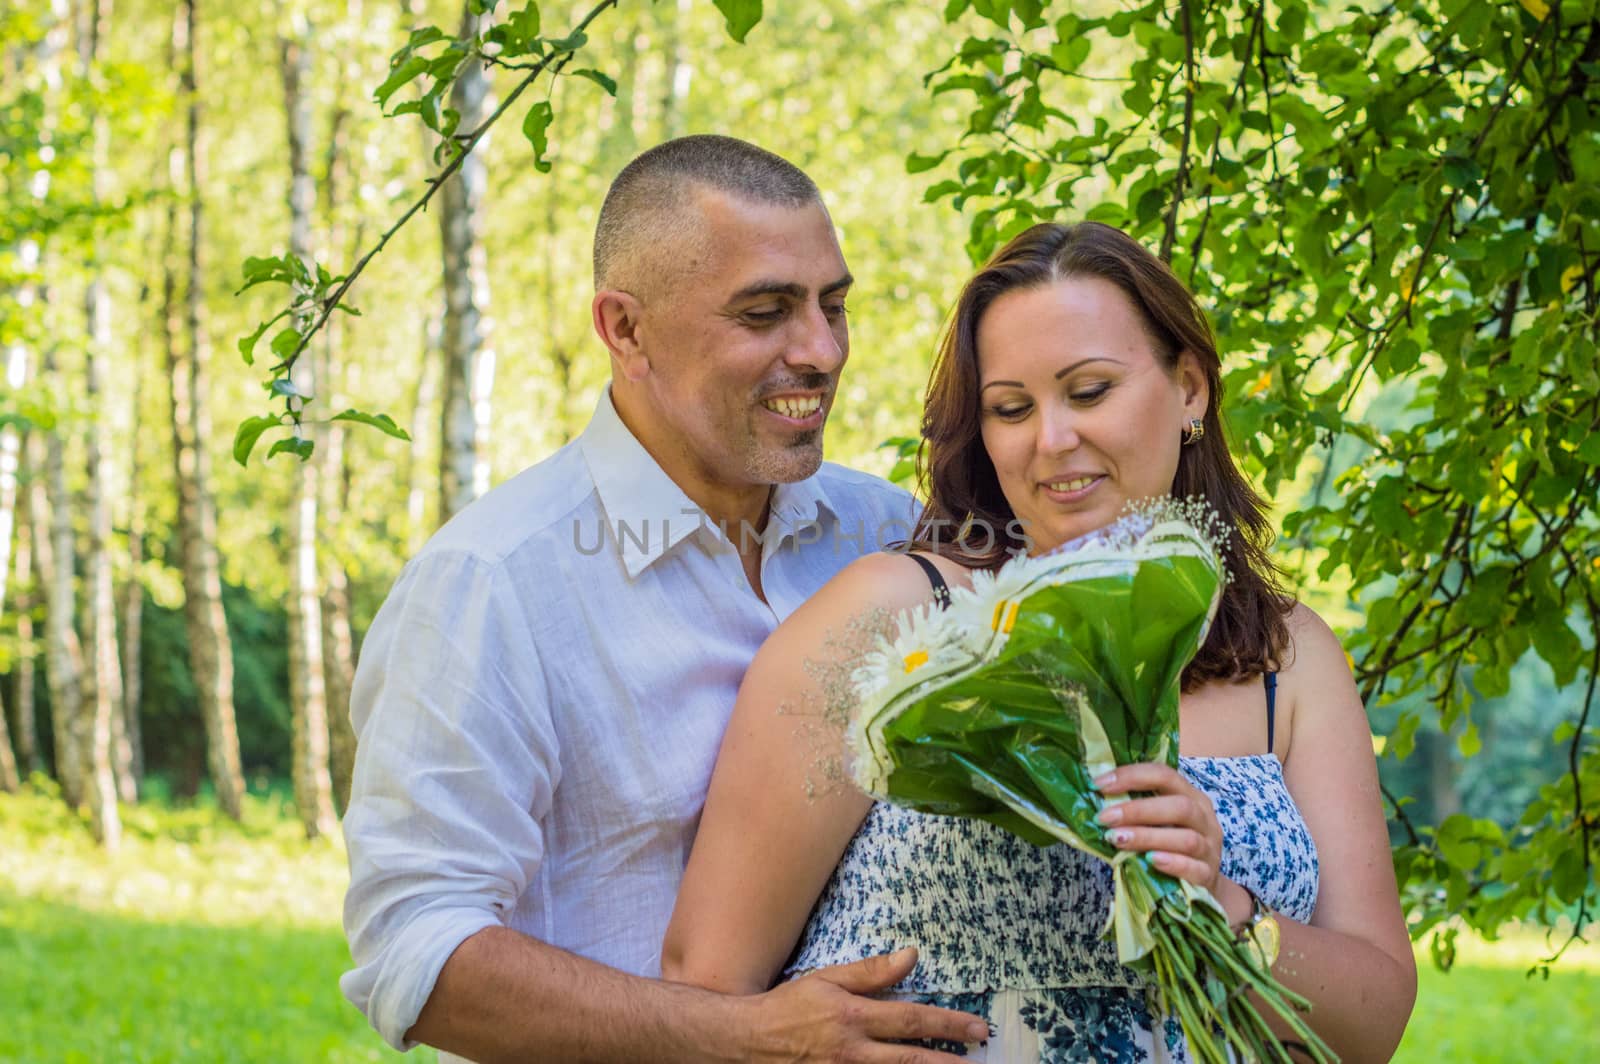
<box><xmin>813</xmin><ymin>948</ymin><xmax>920</xmax><ymax>994</ymax></box>
<box><xmin>860</xmin><ymin>998</ymin><xmax>990</xmax><ymax>1046</ymax></box>
<box><xmin>860</xmin><ymin>1046</ymin><xmax>981</xmax><ymax>1064</ymax></box>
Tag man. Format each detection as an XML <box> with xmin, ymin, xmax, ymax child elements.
<box><xmin>342</xmin><ymin>136</ymin><xmax>989</xmax><ymax>1062</ymax></box>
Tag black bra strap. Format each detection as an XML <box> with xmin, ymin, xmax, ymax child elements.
<box><xmin>907</xmin><ymin>552</ymin><xmax>952</xmax><ymax>609</ymax></box>
<box><xmin>1264</xmin><ymin>670</ymin><xmax>1278</xmax><ymax>754</ymax></box>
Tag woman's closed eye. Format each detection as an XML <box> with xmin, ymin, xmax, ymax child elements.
<box><xmin>987</xmin><ymin>401</ymin><xmax>1032</xmax><ymax>420</ymax></box>
<box><xmin>986</xmin><ymin>384</ymin><xmax>1110</xmax><ymax>420</ymax></box>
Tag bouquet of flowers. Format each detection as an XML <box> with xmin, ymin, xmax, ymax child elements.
<box><xmin>846</xmin><ymin>500</ymin><xmax>1334</xmax><ymax>1064</ymax></box>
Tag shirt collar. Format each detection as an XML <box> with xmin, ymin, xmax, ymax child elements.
<box><xmin>578</xmin><ymin>386</ymin><xmax>841</xmax><ymax>579</ymax></box>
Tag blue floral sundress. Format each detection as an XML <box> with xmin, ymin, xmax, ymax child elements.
<box><xmin>785</xmin><ymin>754</ymin><xmax>1320</xmax><ymax>1063</ymax></box>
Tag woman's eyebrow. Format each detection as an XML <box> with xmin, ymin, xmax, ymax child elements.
<box><xmin>1054</xmin><ymin>356</ymin><xmax>1119</xmax><ymax>379</ymax></box>
<box><xmin>981</xmin><ymin>356</ymin><xmax>1122</xmax><ymax>392</ymax></box>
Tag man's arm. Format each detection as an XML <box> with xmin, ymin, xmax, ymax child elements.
<box><xmin>345</xmin><ymin>551</ymin><xmax>985</xmax><ymax>1062</ymax></box>
<box><xmin>413</xmin><ymin>928</ymin><xmax>990</xmax><ymax>1063</ymax></box>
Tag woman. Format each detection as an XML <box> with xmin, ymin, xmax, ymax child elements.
<box><xmin>663</xmin><ymin>222</ymin><xmax>1416</xmax><ymax>1061</ymax></box>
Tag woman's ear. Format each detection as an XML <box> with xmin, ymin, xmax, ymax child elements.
<box><xmin>1175</xmin><ymin>349</ymin><xmax>1210</xmax><ymax>421</ymax></box>
<box><xmin>592</xmin><ymin>289</ymin><xmax>649</xmax><ymax>381</ymax></box>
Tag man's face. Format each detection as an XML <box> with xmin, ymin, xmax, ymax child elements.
<box><xmin>631</xmin><ymin>190</ymin><xmax>851</xmax><ymax>495</ymax></box>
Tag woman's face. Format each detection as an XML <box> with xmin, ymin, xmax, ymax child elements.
<box><xmin>976</xmin><ymin>275</ymin><xmax>1209</xmax><ymax>555</ymax></box>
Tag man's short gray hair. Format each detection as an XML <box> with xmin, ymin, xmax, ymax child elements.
<box><xmin>593</xmin><ymin>135</ymin><xmax>821</xmax><ymax>294</ymax></box>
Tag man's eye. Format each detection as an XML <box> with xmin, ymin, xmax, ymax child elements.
<box><xmin>824</xmin><ymin>302</ymin><xmax>849</xmax><ymax>319</ymax></box>
<box><xmin>743</xmin><ymin>307</ymin><xmax>785</xmax><ymax>324</ymax></box>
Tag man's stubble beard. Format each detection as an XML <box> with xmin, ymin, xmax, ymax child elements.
<box><xmin>744</xmin><ymin>427</ymin><xmax>825</xmax><ymax>485</ymax></box>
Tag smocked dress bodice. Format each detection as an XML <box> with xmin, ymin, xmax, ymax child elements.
<box><xmin>785</xmin><ymin>754</ymin><xmax>1319</xmax><ymax>1063</ymax></box>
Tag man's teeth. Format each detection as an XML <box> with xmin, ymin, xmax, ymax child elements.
<box><xmin>1046</xmin><ymin>476</ymin><xmax>1098</xmax><ymax>493</ymax></box>
<box><xmin>763</xmin><ymin>396</ymin><xmax>822</xmax><ymax>418</ymax></box>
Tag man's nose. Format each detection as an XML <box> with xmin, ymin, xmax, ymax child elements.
<box><xmin>786</xmin><ymin>304</ymin><xmax>845</xmax><ymax>374</ymax></box>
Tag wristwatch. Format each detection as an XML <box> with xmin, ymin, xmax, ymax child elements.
<box><xmin>1237</xmin><ymin>885</ymin><xmax>1281</xmax><ymax>968</ymax></box>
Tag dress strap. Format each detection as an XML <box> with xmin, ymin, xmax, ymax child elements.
<box><xmin>906</xmin><ymin>552</ymin><xmax>952</xmax><ymax>609</ymax></box>
<box><xmin>1264</xmin><ymin>670</ymin><xmax>1278</xmax><ymax>755</ymax></box>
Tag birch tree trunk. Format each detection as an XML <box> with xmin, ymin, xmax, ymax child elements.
<box><xmin>0</xmin><ymin>348</ymin><xmax>22</xmax><ymax>623</ymax></box>
<box><xmin>436</xmin><ymin>2</ymin><xmax>495</xmax><ymax>523</ymax></box>
<box><xmin>118</xmin><ymin>329</ymin><xmax>146</xmax><ymax>791</ymax></box>
<box><xmin>279</xmin><ymin>23</ymin><xmax>335</xmax><ymax>840</ymax></box>
<box><xmin>41</xmin><ymin>341</ymin><xmax>85</xmax><ymax>808</ymax></box>
<box><xmin>75</xmin><ymin>0</ymin><xmax>121</xmax><ymax>848</ymax></box>
<box><xmin>405</xmin><ymin>325</ymin><xmax>439</xmax><ymax>550</ymax></box>
<box><xmin>10</xmin><ymin>451</ymin><xmax>39</xmax><ymax>777</ymax></box>
<box><xmin>319</xmin><ymin>87</ymin><xmax>358</xmax><ymax>814</ymax></box>
<box><xmin>0</xmin><ymin>692</ymin><xmax>17</xmax><ymax>792</ymax></box>
<box><xmin>657</xmin><ymin>0</ymin><xmax>690</xmax><ymax>142</ymax></box>
<box><xmin>169</xmin><ymin>0</ymin><xmax>244</xmax><ymax>819</ymax></box>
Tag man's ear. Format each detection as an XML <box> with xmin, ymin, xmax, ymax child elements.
<box><xmin>592</xmin><ymin>289</ymin><xmax>649</xmax><ymax>381</ymax></box>
<box><xmin>1175</xmin><ymin>349</ymin><xmax>1210</xmax><ymax>420</ymax></box>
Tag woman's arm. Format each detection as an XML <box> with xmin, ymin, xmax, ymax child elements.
<box><xmin>663</xmin><ymin>552</ymin><xmax>946</xmax><ymax>995</ymax></box>
<box><xmin>1269</xmin><ymin>604</ymin><xmax>1418</xmax><ymax>1061</ymax></box>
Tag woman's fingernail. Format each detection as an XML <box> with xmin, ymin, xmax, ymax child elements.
<box><xmin>1150</xmin><ymin>850</ymin><xmax>1173</xmax><ymax>867</ymax></box>
<box><xmin>968</xmin><ymin>1022</ymin><xmax>990</xmax><ymax>1042</ymax></box>
<box><xmin>1094</xmin><ymin>771</ymin><xmax>1117</xmax><ymax>789</ymax></box>
<box><xmin>1107</xmin><ymin>828</ymin><xmax>1133</xmax><ymax>846</ymax></box>
<box><xmin>1097</xmin><ymin>806</ymin><xmax>1123</xmax><ymax>826</ymax></box>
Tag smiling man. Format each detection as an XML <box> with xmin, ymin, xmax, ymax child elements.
<box><xmin>340</xmin><ymin>136</ymin><xmax>987</xmax><ymax>1063</ymax></box>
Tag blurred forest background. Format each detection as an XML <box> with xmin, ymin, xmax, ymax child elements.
<box><xmin>3</xmin><ymin>0</ymin><xmax>1598</xmax><ymax>1060</ymax></box>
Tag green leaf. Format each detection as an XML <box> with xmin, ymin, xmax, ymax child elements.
<box><xmin>1551</xmin><ymin>847</ymin><xmax>1586</xmax><ymax>905</ymax></box>
<box><xmin>522</xmin><ymin>100</ymin><xmax>554</xmax><ymax>172</ymax></box>
<box><xmin>232</xmin><ymin>415</ymin><xmax>281</xmax><ymax>467</ymax></box>
<box><xmin>269</xmin><ymin>327</ymin><xmax>303</xmax><ymax>362</ymax></box>
<box><xmin>375</xmin><ymin>55</ymin><xmax>430</xmax><ymax>109</ymax></box>
<box><xmin>545</xmin><ymin>29</ymin><xmax>588</xmax><ymax>53</ymax></box>
<box><xmin>270</xmin><ymin>377</ymin><xmax>306</xmax><ymax>400</ymax></box>
<box><xmin>713</xmin><ymin>0</ymin><xmax>763</xmax><ymax>43</ymax></box>
<box><xmin>571</xmin><ymin>68</ymin><xmax>616</xmax><ymax>96</ymax></box>
<box><xmin>236</xmin><ymin>255</ymin><xmax>293</xmax><ymax>293</ymax></box>
<box><xmin>237</xmin><ymin>312</ymin><xmax>286</xmax><ymax>366</ymax></box>
<box><xmin>506</xmin><ymin>4</ymin><xmax>542</xmax><ymax>50</ymax></box>
<box><xmin>906</xmin><ymin>150</ymin><xmax>949</xmax><ymax>174</ymax></box>
<box><xmin>267</xmin><ymin>436</ymin><xmax>316</xmax><ymax>462</ymax></box>
<box><xmin>1389</xmin><ymin>710</ymin><xmax>1422</xmax><ymax>761</ymax></box>
<box><xmin>330</xmin><ymin>409</ymin><xmax>412</xmax><ymax>442</ymax></box>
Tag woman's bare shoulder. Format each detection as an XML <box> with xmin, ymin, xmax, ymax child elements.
<box><xmin>1278</xmin><ymin>601</ymin><xmax>1349</xmax><ymax>676</ymax></box>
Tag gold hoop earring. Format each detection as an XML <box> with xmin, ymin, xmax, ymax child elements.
<box><xmin>1182</xmin><ymin>417</ymin><xmax>1205</xmax><ymax>446</ymax></box>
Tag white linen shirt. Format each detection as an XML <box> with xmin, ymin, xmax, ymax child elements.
<box><xmin>341</xmin><ymin>388</ymin><xmax>917</xmax><ymax>1053</ymax></box>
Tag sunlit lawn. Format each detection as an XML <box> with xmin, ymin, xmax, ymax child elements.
<box><xmin>3</xmin><ymin>782</ymin><xmax>1596</xmax><ymax>1062</ymax></box>
<box><xmin>0</xmin><ymin>782</ymin><xmax>431</xmax><ymax>1064</ymax></box>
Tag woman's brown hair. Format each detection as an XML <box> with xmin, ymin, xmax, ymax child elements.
<box><xmin>910</xmin><ymin>220</ymin><xmax>1292</xmax><ymax>690</ymax></box>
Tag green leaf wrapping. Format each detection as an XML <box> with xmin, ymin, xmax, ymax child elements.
<box><xmin>845</xmin><ymin>502</ymin><xmax>1335</xmax><ymax>1064</ymax></box>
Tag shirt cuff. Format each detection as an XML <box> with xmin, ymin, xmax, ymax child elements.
<box><xmin>342</xmin><ymin>906</ymin><xmax>504</xmax><ymax>1051</ymax></box>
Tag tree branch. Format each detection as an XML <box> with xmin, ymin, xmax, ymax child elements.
<box><xmin>1160</xmin><ymin>0</ymin><xmax>1196</xmax><ymax>263</ymax></box>
<box><xmin>267</xmin><ymin>0</ymin><xmax>619</xmax><ymax>390</ymax></box>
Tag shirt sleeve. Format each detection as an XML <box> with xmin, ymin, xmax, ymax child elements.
<box><xmin>339</xmin><ymin>548</ymin><xmax>561</xmax><ymax>1051</ymax></box>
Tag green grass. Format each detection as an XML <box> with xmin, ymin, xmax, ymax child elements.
<box><xmin>3</xmin><ymin>782</ymin><xmax>1597</xmax><ymax>1062</ymax></box>
<box><xmin>0</xmin><ymin>781</ymin><xmax>432</xmax><ymax>1064</ymax></box>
